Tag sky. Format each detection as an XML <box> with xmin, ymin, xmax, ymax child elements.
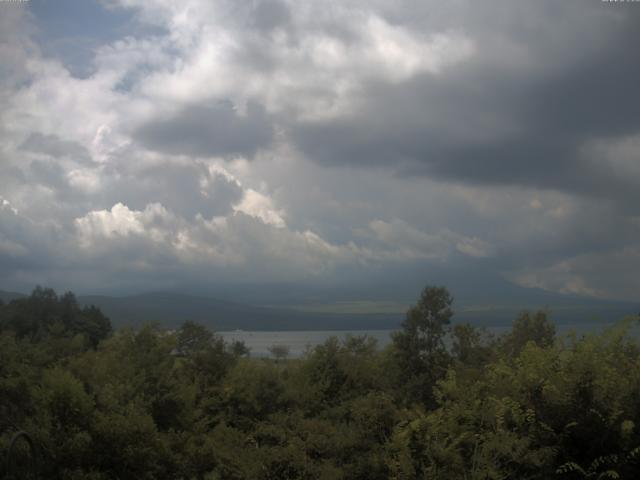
<box><xmin>0</xmin><ymin>0</ymin><xmax>639</xmax><ymax>305</ymax></box>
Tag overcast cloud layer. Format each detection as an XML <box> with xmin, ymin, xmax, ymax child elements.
<box><xmin>0</xmin><ymin>0</ymin><xmax>639</xmax><ymax>302</ymax></box>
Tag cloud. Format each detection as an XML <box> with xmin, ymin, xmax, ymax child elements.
<box><xmin>508</xmin><ymin>244</ymin><xmax>640</xmax><ymax>301</ymax></box>
<box><xmin>67</xmin><ymin>197</ymin><xmax>497</xmax><ymax>290</ymax></box>
<box><xmin>288</xmin><ymin>1</ymin><xmax>640</xmax><ymax>204</ymax></box>
<box><xmin>233</xmin><ymin>188</ymin><xmax>286</xmax><ymax>228</ymax></box>
<box><xmin>0</xmin><ymin>197</ymin><xmax>65</xmax><ymax>272</ymax></box>
<box><xmin>363</xmin><ymin>219</ymin><xmax>493</xmax><ymax>261</ymax></box>
<box><xmin>71</xmin><ymin>200</ymin><xmax>360</xmax><ymax>281</ymax></box>
<box><xmin>134</xmin><ymin>100</ymin><xmax>274</xmax><ymax>158</ymax></box>
<box><xmin>0</xmin><ymin>0</ymin><xmax>639</xmax><ymax>303</ymax></box>
<box><xmin>99</xmin><ymin>160</ymin><xmax>244</xmax><ymax>219</ymax></box>
<box><xmin>76</xmin><ymin>202</ymin><xmax>150</xmax><ymax>244</ymax></box>
<box><xmin>20</xmin><ymin>132</ymin><xmax>92</xmax><ymax>162</ymax></box>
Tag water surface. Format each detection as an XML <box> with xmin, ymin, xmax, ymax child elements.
<box><xmin>220</xmin><ymin>322</ymin><xmax>625</xmax><ymax>357</ymax></box>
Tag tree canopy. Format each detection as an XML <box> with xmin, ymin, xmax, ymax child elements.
<box><xmin>1</xmin><ymin>286</ymin><xmax>640</xmax><ymax>479</ymax></box>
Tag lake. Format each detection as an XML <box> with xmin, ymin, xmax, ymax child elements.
<box><xmin>220</xmin><ymin>322</ymin><xmax>625</xmax><ymax>357</ymax></box>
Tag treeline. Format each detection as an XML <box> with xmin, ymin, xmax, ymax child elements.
<box><xmin>1</xmin><ymin>286</ymin><xmax>640</xmax><ymax>479</ymax></box>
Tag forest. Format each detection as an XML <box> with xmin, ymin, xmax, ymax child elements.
<box><xmin>1</xmin><ymin>286</ymin><xmax>640</xmax><ymax>479</ymax></box>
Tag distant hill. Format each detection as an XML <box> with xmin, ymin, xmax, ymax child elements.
<box><xmin>76</xmin><ymin>292</ymin><xmax>403</xmax><ymax>331</ymax></box>
<box><xmin>0</xmin><ymin>290</ymin><xmax>26</xmax><ymax>304</ymax></box>
<box><xmin>453</xmin><ymin>302</ymin><xmax>640</xmax><ymax>327</ymax></box>
<box><xmin>2</xmin><ymin>289</ymin><xmax>638</xmax><ymax>331</ymax></box>
<box><xmin>76</xmin><ymin>292</ymin><xmax>640</xmax><ymax>331</ymax></box>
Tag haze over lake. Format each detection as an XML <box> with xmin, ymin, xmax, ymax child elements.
<box><xmin>220</xmin><ymin>322</ymin><xmax>627</xmax><ymax>357</ymax></box>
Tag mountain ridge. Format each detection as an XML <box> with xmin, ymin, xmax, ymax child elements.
<box><xmin>1</xmin><ymin>289</ymin><xmax>638</xmax><ymax>331</ymax></box>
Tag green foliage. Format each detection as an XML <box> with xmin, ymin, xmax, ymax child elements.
<box><xmin>177</xmin><ymin>320</ymin><xmax>214</xmax><ymax>354</ymax></box>
<box><xmin>223</xmin><ymin>359</ymin><xmax>289</xmax><ymax>424</ymax></box>
<box><xmin>501</xmin><ymin>309</ymin><xmax>556</xmax><ymax>357</ymax></box>
<box><xmin>268</xmin><ymin>344</ymin><xmax>291</xmax><ymax>362</ymax></box>
<box><xmin>2</xmin><ymin>287</ymin><xmax>640</xmax><ymax>479</ymax></box>
<box><xmin>391</xmin><ymin>285</ymin><xmax>454</xmax><ymax>407</ymax></box>
<box><xmin>0</xmin><ymin>286</ymin><xmax>112</xmax><ymax>348</ymax></box>
<box><xmin>229</xmin><ymin>340</ymin><xmax>251</xmax><ymax>357</ymax></box>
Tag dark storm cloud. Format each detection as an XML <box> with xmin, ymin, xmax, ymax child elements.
<box><xmin>100</xmin><ymin>161</ymin><xmax>244</xmax><ymax>219</ymax></box>
<box><xmin>134</xmin><ymin>100</ymin><xmax>274</xmax><ymax>158</ymax></box>
<box><xmin>0</xmin><ymin>202</ymin><xmax>63</xmax><ymax>272</ymax></box>
<box><xmin>4</xmin><ymin>0</ymin><xmax>640</xmax><ymax>301</ymax></box>
<box><xmin>291</xmin><ymin>3</ymin><xmax>640</xmax><ymax>204</ymax></box>
<box><xmin>250</xmin><ymin>0</ymin><xmax>291</xmax><ymax>32</ymax></box>
<box><xmin>27</xmin><ymin>158</ymin><xmax>69</xmax><ymax>191</ymax></box>
<box><xmin>20</xmin><ymin>132</ymin><xmax>92</xmax><ymax>163</ymax></box>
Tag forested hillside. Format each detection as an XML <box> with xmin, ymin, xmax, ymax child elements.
<box><xmin>1</xmin><ymin>287</ymin><xmax>640</xmax><ymax>479</ymax></box>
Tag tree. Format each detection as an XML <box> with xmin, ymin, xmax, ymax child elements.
<box><xmin>176</xmin><ymin>320</ymin><xmax>213</xmax><ymax>356</ymax></box>
<box><xmin>502</xmin><ymin>310</ymin><xmax>555</xmax><ymax>357</ymax></box>
<box><xmin>80</xmin><ymin>305</ymin><xmax>112</xmax><ymax>348</ymax></box>
<box><xmin>0</xmin><ymin>287</ymin><xmax>111</xmax><ymax>348</ymax></box>
<box><xmin>391</xmin><ymin>285</ymin><xmax>454</xmax><ymax>407</ymax></box>
<box><xmin>175</xmin><ymin>321</ymin><xmax>235</xmax><ymax>388</ymax></box>
<box><xmin>268</xmin><ymin>344</ymin><xmax>290</xmax><ymax>363</ymax></box>
<box><xmin>451</xmin><ymin>323</ymin><xmax>494</xmax><ymax>367</ymax></box>
<box><xmin>230</xmin><ymin>340</ymin><xmax>251</xmax><ymax>358</ymax></box>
